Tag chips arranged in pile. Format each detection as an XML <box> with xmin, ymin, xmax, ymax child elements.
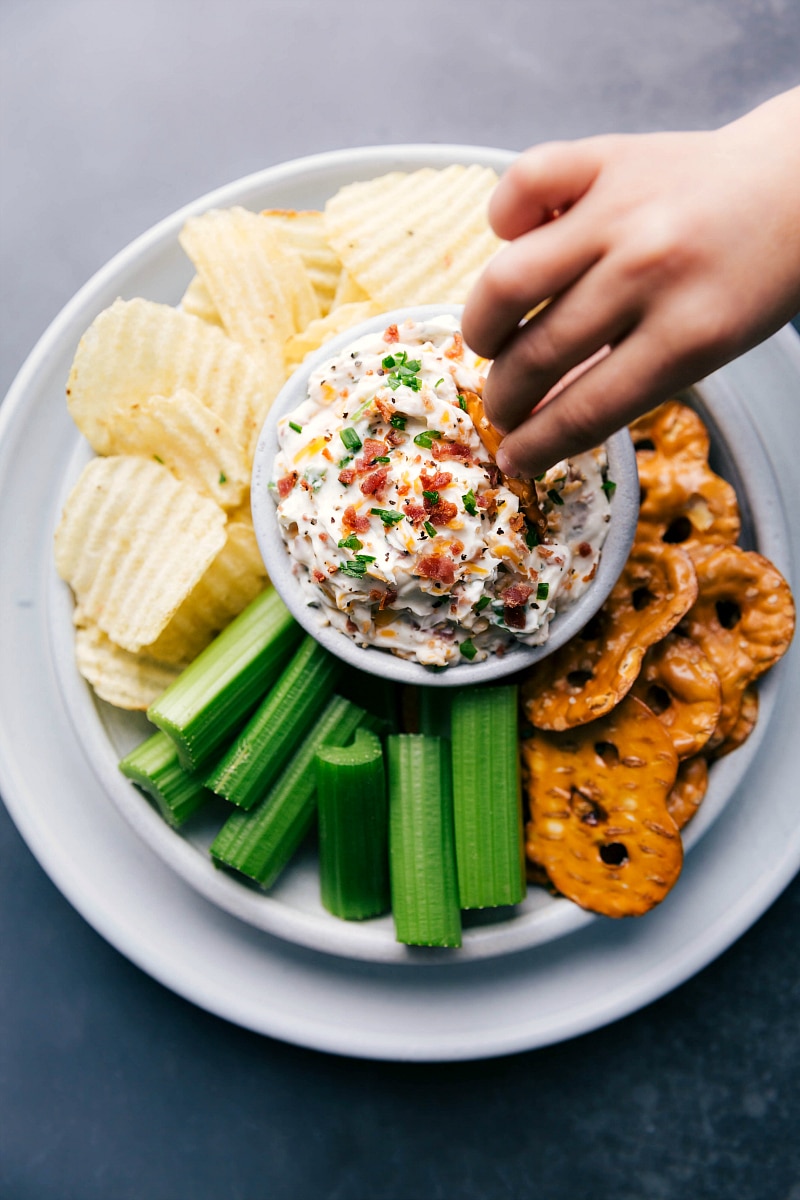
<box><xmin>54</xmin><ymin>166</ymin><xmax>504</xmax><ymax>709</ymax></box>
<box><xmin>521</xmin><ymin>398</ymin><xmax>795</xmax><ymax>918</ymax></box>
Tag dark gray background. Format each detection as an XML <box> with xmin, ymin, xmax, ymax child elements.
<box><xmin>2</xmin><ymin>2</ymin><xmax>799</xmax><ymax>1198</ymax></box>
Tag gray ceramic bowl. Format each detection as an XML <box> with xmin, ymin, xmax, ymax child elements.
<box><xmin>252</xmin><ymin>305</ymin><xmax>639</xmax><ymax>686</ymax></box>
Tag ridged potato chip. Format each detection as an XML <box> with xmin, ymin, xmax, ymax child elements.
<box><xmin>284</xmin><ymin>301</ymin><xmax>378</xmax><ymax>368</ymax></box>
<box><xmin>261</xmin><ymin>209</ymin><xmax>343</xmax><ymax>316</ymax></box>
<box><xmin>74</xmin><ymin>619</ymin><xmax>182</xmax><ymax>710</ymax></box>
<box><xmin>55</xmin><ymin>456</ymin><xmax>227</xmax><ymax>652</ymax></box>
<box><xmin>100</xmin><ymin>389</ymin><xmax>249</xmax><ymax>510</ymax></box>
<box><xmin>180</xmin><ymin>275</ymin><xmax>223</xmax><ymax>326</ymax></box>
<box><xmin>179</xmin><ymin>207</ymin><xmax>319</xmax><ymax>371</ymax></box>
<box><xmin>330</xmin><ymin>268</ymin><xmax>370</xmax><ymax>310</ymax></box>
<box><xmin>324</xmin><ymin>165</ymin><xmax>502</xmax><ymax>306</ymax></box>
<box><xmin>142</xmin><ymin>520</ymin><xmax>269</xmax><ymax>664</ymax></box>
<box><xmin>67</xmin><ymin>298</ymin><xmax>268</xmax><ymax>459</ymax></box>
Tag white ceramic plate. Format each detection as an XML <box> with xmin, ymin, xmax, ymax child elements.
<box><xmin>1</xmin><ymin>146</ymin><xmax>799</xmax><ymax>1059</ymax></box>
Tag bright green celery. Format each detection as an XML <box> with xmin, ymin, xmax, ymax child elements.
<box><xmin>205</xmin><ymin>636</ymin><xmax>342</xmax><ymax>809</ymax></box>
<box><xmin>387</xmin><ymin>734</ymin><xmax>461</xmax><ymax>948</ymax></box>
<box><xmin>210</xmin><ymin>695</ymin><xmax>365</xmax><ymax>888</ymax></box>
<box><xmin>119</xmin><ymin>731</ymin><xmax>212</xmax><ymax>828</ymax></box>
<box><xmin>148</xmin><ymin>588</ymin><xmax>301</xmax><ymax>772</ymax></box>
<box><xmin>450</xmin><ymin>685</ymin><xmax>526</xmax><ymax>909</ymax></box>
<box><xmin>316</xmin><ymin>728</ymin><xmax>389</xmax><ymax>920</ymax></box>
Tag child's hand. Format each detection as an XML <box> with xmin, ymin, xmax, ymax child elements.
<box><xmin>462</xmin><ymin>87</ymin><xmax>800</xmax><ymax>478</ymax></box>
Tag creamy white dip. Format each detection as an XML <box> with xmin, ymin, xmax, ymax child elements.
<box><xmin>272</xmin><ymin>317</ymin><xmax>611</xmax><ymax>667</ymax></box>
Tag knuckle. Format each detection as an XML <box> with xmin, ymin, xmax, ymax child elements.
<box><xmin>517</xmin><ymin>314</ymin><xmax>564</xmax><ymax>375</ymax></box>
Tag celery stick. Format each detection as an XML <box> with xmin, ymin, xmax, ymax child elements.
<box><xmin>417</xmin><ymin>686</ymin><xmax>452</xmax><ymax>738</ymax></box>
<box><xmin>148</xmin><ymin>588</ymin><xmax>301</xmax><ymax>771</ymax></box>
<box><xmin>451</xmin><ymin>685</ymin><xmax>526</xmax><ymax>908</ymax></box>
<box><xmin>204</xmin><ymin>636</ymin><xmax>341</xmax><ymax>810</ymax></box>
<box><xmin>387</xmin><ymin>734</ymin><xmax>461</xmax><ymax>948</ymax></box>
<box><xmin>211</xmin><ymin>695</ymin><xmax>365</xmax><ymax>888</ymax></box>
<box><xmin>316</xmin><ymin>728</ymin><xmax>389</xmax><ymax>920</ymax></box>
<box><xmin>338</xmin><ymin>668</ymin><xmax>399</xmax><ymax>738</ymax></box>
<box><xmin>120</xmin><ymin>731</ymin><xmax>212</xmax><ymax>828</ymax></box>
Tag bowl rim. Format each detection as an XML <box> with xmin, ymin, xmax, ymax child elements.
<box><xmin>251</xmin><ymin>304</ymin><xmax>639</xmax><ymax>686</ymax></box>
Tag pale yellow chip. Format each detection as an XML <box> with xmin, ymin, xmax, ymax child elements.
<box><xmin>330</xmin><ymin>268</ymin><xmax>370</xmax><ymax>311</ymax></box>
<box><xmin>284</xmin><ymin>301</ymin><xmax>379</xmax><ymax>368</ymax></box>
<box><xmin>99</xmin><ymin>388</ymin><xmax>249</xmax><ymax>511</ymax></box>
<box><xmin>74</xmin><ymin>619</ymin><xmax>182</xmax><ymax>710</ymax></box>
<box><xmin>67</xmin><ymin>298</ymin><xmax>270</xmax><ymax>461</ymax></box>
<box><xmin>179</xmin><ymin>207</ymin><xmax>320</xmax><ymax>375</ymax></box>
<box><xmin>143</xmin><ymin>520</ymin><xmax>269</xmax><ymax>664</ymax></box>
<box><xmin>55</xmin><ymin>456</ymin><xmax>227</xmax><ymax>652</ymax></box>
<box><xmin>180</xmin><ymin>274</ymin><xmax>223</xmax><ymax>326</ymax></box>
<box><xmin>261</xmin><ymin>209</ymin><xmax>343</xmax><ymax>316</ymax></box>
<box><xmin>324</xmin><ymin>165</ymin><xmax>502</xmax><ymax>306</ymax></box>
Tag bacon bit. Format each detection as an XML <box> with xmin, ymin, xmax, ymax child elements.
<box><xmin>346</xmin><ymin>618</ymin><xmax>359</xmax><ymax>633</ymax></box>
<box><xmin>420</xmin><ymin>469</ymin><xmax>452</xmax><ymax>491</ymax></box>
<box><xmin>504</xmin><ymin>605</ymin><xmax>526</xmax><ymax>630</ymax></box>
<box><xmin>360</xmin><ymin>467</ymin><xmax>390</xmax><ymax>498</ymax></box>
<box><xmin>578</xmin><ymin>541</ymin><xmax>593</xmax><ymax>557</ymax></box>
<box><xmin>383</xmin><ymin>323</ymin><xmax>399</xmax><ymax>344</ymax></box>
<box><xmin>432</xmin><ymin>439</ymin><xmax>473</xmax><ymax>464</ymax></box>
<box><xmin>300</xmin><ymin>478</ymin><xmax>312</xmax><ymax>491</ymax></box>
<box><xmin>386</xmin><ymin>428</ymin><xmax>406</xmax><ymax>447</ymax></box>
<box><xmin>404</xmin><ymin>501</ymin><xmax>427</xmax><ymax>523</ymax></box>
<box><xmin>318</xmin><ymin>530</ymin><xmax>329</xmax><ymax>543</ymax></box>
<box><xmin>355</xmin><ymin>439</ymin><xmax>388</xmax><ymax>470</ymax></box>
<box><xmin>416</xmin><ymin>555</ymin><xmax>456</xmax><ymax>586</ymax></box>
<box><xmin>503</xmin><ymin>582</ymin><xmax>534</xmax><ymax>607</ymax></box>
<box><xmin>338</xmin><ymin>466</ymin><xmax>357</xmax><ymax>485</ymax></box>
<box><xmin>480</xmin><ymin>460</ymin><xmax>502</xmax><ymax>488</ymax></box>
<box><xmin>322</xmin><ymin>447</ymin><xmax>334</xmax><ymax>462</ymax></box>
<box><xmin>538</xmin><ymin>545</ymin><xmax>556</xmax><ymax>560</ymax></box>
<box><xmin>509</xmin><ymin>513</ymin><xmax>526</xmax><ymax>533</ymax></box>
<box><xmin>277</xmin><ymin>472</ymin><xmax>298</xmax><ymax>497</ymax></box>
<box><xmin>424</xmin><ymin>496</ymin><xmax>458</xmax><ymax>526</ymax></box>
<box><xmin>342</xmin><ymin>505</ymin><xmax>371</xmax><ymax>533</ymax></box>
<box><xmin>478</xmin><ymin>488</ymin><xmax>500</xmax><ymax>518</ymax></box>
<box><xmin>379</xmin><ymin>588</ymin><xmax>398</xmax><ymax>610</ymax></box>
<box><xmin>449</xmin><ymin>540</ymin><xmax>465</xmax><ymax>557</ymax></box>
<box><xmin>444</xmin><ymin>331</ymin><xmax>464</xmax><ymax>359</ymax></box>
<box><xmin>582</xmin><ymin>562</ymin><xmax>599</xmax><ymax>584</ymax></box>
<box><xmin>396</xmin><ymin>481</ymin><xmax>410</xmax><ymax>497</ymax></box>
<box><xmin>312</xmin><ymin>568</ymin><xmax>327</xmax><ymax>584</ymax></box>
<box><xmin>369</xmin><ymin>588</ymin><xmax>383</xmax><ymax>604</ymax></box>
<box><xmin>375</xmin><ymin>396</ymin><xmax>395</xmax><ymax>423</ymax></box>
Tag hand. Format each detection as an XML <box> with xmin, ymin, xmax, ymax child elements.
<box><xmin>462</xmin><ymin>87</ymin><xmax>800</xmax><ymax>478</ymax></box>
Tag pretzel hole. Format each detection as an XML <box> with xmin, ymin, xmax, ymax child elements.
<box><xmin>570</xmin><ymin>788</ymin><xmax>607</xmax><ymax>826</ymax></box>
<box><xmin>662</xmin><ymin>515</ymin><xmax>692</xmax><ymax>543</ymax></box>
<box><xmin>632</xmin><ymin>586</ymin><xmax>656</xmax><ymax>611</ymax></box>
<box><xmin>567</xmin><ymin>669</ymin><xmax>594</xmax><ymax>688</ymax></box>
<box><xmin>633</xmin><ymin>437</ymin><xmax>656</xmax><ymax>452</ymax></box>
<box><xmin>594</xmin><ymin>740</ymin><xmax>620</xmax><ymax>767</ymax></box>
<box><xmin>715</xmin><ymin>599</ymin><xmax>741</xmax><ymax>629</ymax></box>
<box><xmin>599</xmin><ymin>842</ymin><xmax>629</xmax><ymax>867</ymax></box>
<box><xmin>645</xmin><ymin>684</ymin><xmax>671</xmax><ymax>715</ymax></box>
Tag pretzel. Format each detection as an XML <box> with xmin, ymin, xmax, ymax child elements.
<box><xmin>682</xmin><ymin>545</ymin><xmax>795</xmax><ymax>746</ymax></box>
<box><xmin>462</xmin><ymin>390</ymin><xmax>547</xmax><ymax>538</ymax></box>
<box><xmin>523</xmin><ymin>696</ymin><xmax>681</xmax><ymax>917</ymax></box>
<box><xmin>706</xmin><ymin>684</ymin><xmax>759</xmax><ymax>761</ymax></box>
<box><xmin>522</xmin><ymin>542</ymin><xmax>698</xmax><ymax>730</ymax></box>
<box><xmin>629</xmin><ymin>398</ymin><xmax>711</xmax><ymax>465</ymax></box>
<box><xmin>628</xmin><ymin>632</ymin><xmax>722</xmax><ymax>759</ymax></box>
<box><xmin>666</xmin><ymin>755</ymin><xmax>709</xmax><ymax>830</ymax></box>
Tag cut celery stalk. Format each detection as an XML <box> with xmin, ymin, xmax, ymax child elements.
<box><xmin>450</xmin><ymin>685</ymin><xmax>525</xmax><ymax>908</ymax></box>
<box><xmin>210</xmin><ymin>695</ymin><xmax>365</xmax><ymax>888</ymax></box>
<box><xmin>316</xmin><ymin>728</ymin><xmax>389</xmax><ymax>920</ymax></box>
<box><xmin>119</xmin><ymin>730</ymin><xmax>212</xmax><ymax>828</ymax></box>
<box><xmin>387</xmin><ymin>734</ymin><xmax>461</xmax><ymax>948</ymax></box>
<box><xmin>204</xmin><ymin>636</ymin><xmax>341</xmax><ymax>810</ymax></box>
<box><xmin>148</xmin><ymin>588</ymin><xmax>301</xmax><ymax>772</ymax></box>
<box><xmin>338</xmin><ymin>668</ymin><xmax>399</xmax><ymax>738</ymax></box>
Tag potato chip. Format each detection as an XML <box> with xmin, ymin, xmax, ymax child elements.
<box><xmin>96</xmin><ymin>389</ymin><xmax>249</xmax><ymax>510</ymax></box>
<box><xmin>522</xmin><ymin>542</ymin><xmax>698</xmax><ymax>730</ymax></box>
<box><xmin>284</xmin><ymin>301</ymin><xmax>378</xmax><ymax>368</ymax></box>
<box><xmin>74</xmin><ymin>619</ymin><xmax>182</xmax><ymax>710</ymax></box>
<box><xmin>628</xmin><ymin>632</ymin><xmax>722</xmax><ymax>759</ymax></box>
<box><xmin>666</xmin><ymin>755</ymin><xmax>709</xmax><ymax>830</ymax></box>
<box><xmin>67</xmin><ymin>298</ymin><xmax>268</xmax><ymax>459</ymax></box>
<box><xmin>523</xmin><ymin>695</ymin><xmax>682</xmax><ymax>918</ymax></box>
<box><xmin>330</xmin><ymin>268</ymin><xmax>370</xmax><ymax>310</ymax></box>
<box><xmin>180</xmin><ymin>275</ymin><xmax>223</xmax><ymax>326</ymax></box>
<box><xmin>55</xmin><ymin>456</ymin><xmax>227</xmax><ymax>652</ymax></box>
<box><xmin>324</xmin><ymin>165</ymin><xmax>502</xmax><ymax>306</ymax></box>
<box><xmin>142</xmin><ymin>520</ymin><xmax>269</xmax><ymax>664</ymax></box>
<box><xmin>179</xmin><ymin>207</ymin><xmax>319</xmax><ymax>371</ymax></box>
<box><xmin>261</xmin><ymin>209</ymin><xmax>343</xmax><ymax>316</ymax></box>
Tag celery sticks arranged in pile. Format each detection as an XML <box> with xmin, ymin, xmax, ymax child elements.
<box><xmin>119</xmin><ymin>587</ymin><xmax>527</xmax><ymax>949</ymax></box>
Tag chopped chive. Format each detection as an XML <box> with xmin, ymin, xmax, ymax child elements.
<box><xmin>338</xmin><ymin>534</ymin><xmax>363</xmax><ymax>551</ymax></box>
<box><xmin>460</xmin><ymin>639</ymin><xmax>477</xmax><ymax>660</ymax></box>
<box><xmin>153</xmin><ymin>454</ymin><xmax>164</xmax><ymax>464</ymax></box>
<box><xmin>370</xmin><ymin>508</ymin><xmax>405</xmax><ymax>525</ymax></box>
<box><xmin>458</xmin><ymin>394</ymin><xmax>467</xmax><ymax>411</ymax></box>
<box><xmin>289</xmin><ymin>421</ymin><xmax>303</xmax><ymax>434</ymax></box>
<box><xmin>537</xmin><ymin>581</ymin><xmax>550</xmax><ymax>601</ymax></box>
<box><xmin>413</xmin><ymin>430</ymin><xmax>442</xmax><ymax>448</ymax></box>
<box><xmin>462</xmin><ymin>489</ymin><xmax>477</xmax><ymax>516</ymax></box>
<box><xmin>382</xmin><ymin>355</ymin><xmax>396</xmax><ymax>369</ymax></box>
<box><xmin>423</xmin><ymin>521</ymin><xmax>437</xmax><ymax>538</ymax></box>
<box><xmin>602</xmin><ymin>478</ymin><xmax>617</xmax><ymax>498</ymax></box>
<box><xmin>354</xmin><ymin>554</ymin><xmax>376</xmax><ymax>562</ymax></box>
<box><xmin>534</xmin><ymin>473</ymin><xmax>545</xmax><ymax>482</ymax></box>
<box><xmin>372</xmin><ymin>455</ymin><xmax>391</xmax><ymax>464</ymax></box>
<box><xmin>338</xmin><ymin>455</ymin><xmax>353</xmax><ymax>468</ymax></box>
<box><xmin>474</xmin><ymin>595</ymin><xmax>491</xmax><ymax>612</ymax></box>
<box><xmin>547</xmin><ymin>487</ymin><xmax>564</xmax><ymax>506</ymax></box>
<box><xmin>218</xmin><ymin>471</ymin><xmax>227</xmax><ymax>484</ymax></box>
<box><xmin>524</xmin><ymin>521</ymin><xmax>540</xmax><ymax>548</ymax></box>
<box><xmin>423</xmin><ymin>490</ymin><xmax>439</xmax><ymax>504</ymax></box>
<box><xmin>338</xmin><ymin>560</ymin><xmax>368</xmax><ymax>577</ymax></box>
<box><xmin>390</xmin><ymin>414</ymin><xmax>407</xmax><ymax>430</ymax></box>
<box><xmin>340</xmin><ymin>427</ymin><xmax>362</xmax><ymax>452</ymax></box>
